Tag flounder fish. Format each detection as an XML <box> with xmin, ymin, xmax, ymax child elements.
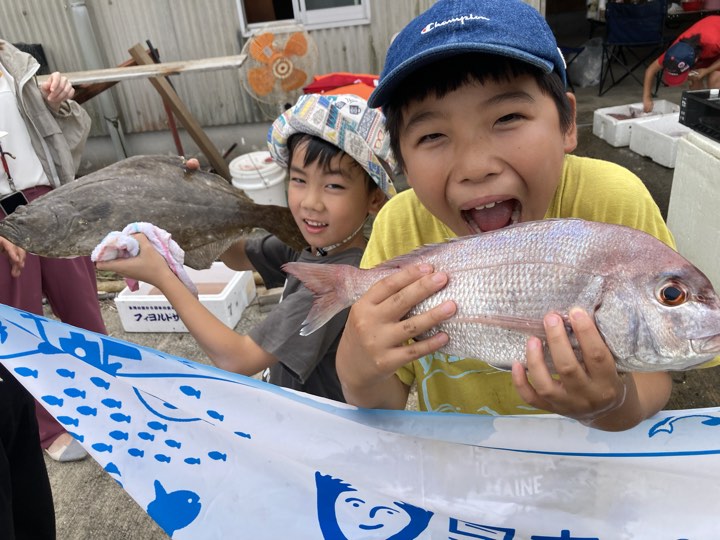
<box><xmin>285</xmin><ymin>218</ymin><xmax>720</xmax><ymax>372</ymax></box>
<box><xmin>0</xmin><ymin>155</ymin><xmax>304</xmax><ymax>269</ymax></box>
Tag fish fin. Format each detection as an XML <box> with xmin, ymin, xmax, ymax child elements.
<box><xmin>373</xmin><ymin>238</ymin><xmax>462</xmax><ymax>271</ymax></box>
<box><xmin>452</xmin><ymin>315</ymin><xmax>551</xmax><ymax>338</ymax></box>
<box><xmin>252</xmin><ymin>206</ymin><xmax>307</xmax><ymax>253</ymax></box>
<box><xmin>183</xmin><ymin>239</ymin><xmax>237</xmax><ymax>270</ymax></box>
<box><xmin>283</xmin><ymin>262</ymin><xmax>358</xmax><ymax>335</ymax></box>
<box><xmin>484</xmin><ymin>362</ymin><xmax>512</xmax><ymax>372</ymax></box>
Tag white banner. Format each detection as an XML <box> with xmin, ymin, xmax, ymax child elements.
<box><xmin>0</xmin><ymin>302</ymin><xmax>718</xmax><ymax>539</ymax></box>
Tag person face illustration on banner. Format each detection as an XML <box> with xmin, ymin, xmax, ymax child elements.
<box><xmin>335</xmin><ymin>494</ymin><xmax>412</xmax><ymax>538</ymax></box>
<box><xmin>315</xmin><ymin>473</ymin><xmax>434</xmax><ymax>539</ymax></box>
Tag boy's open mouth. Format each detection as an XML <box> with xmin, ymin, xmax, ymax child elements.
<box><xmin>303</xmin><ymin>219</ymin><xmax>328</xmax><ymax>231</ymax></box>
<box><xmin>462</xmin><ymin>199</ymin><xmax>521</xmax><ymax>234</ymax></box>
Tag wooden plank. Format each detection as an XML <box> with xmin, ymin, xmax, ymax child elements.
<box><xmin>127</xmin><ymin>43</ymin><xmax>231</xmax><ymax>181</ymax></box>
<box><xmin>38</xmin><ymin>54</ymin><xmax>247</xmax><ymax>85</ymax></box>
<box><xmin>72</xmin><ymin>56</ymin><xmax>140</xmax><ymax>105</ymax></box>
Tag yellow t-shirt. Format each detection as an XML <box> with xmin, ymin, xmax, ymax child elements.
<box><xmin>361</xmin><ymin>155</ymin><xmax>684</xmax><ymax>415</ymax></box>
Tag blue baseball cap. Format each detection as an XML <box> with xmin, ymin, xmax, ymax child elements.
<box><xmin>368</xmin><ymin>0</ymin><xmax>567</xmax><ymax>108</ymax></box>
<box><xmin>662</xmin><ymin>41</ymin><xmax>696</xmax><ymax>87</ymax></box>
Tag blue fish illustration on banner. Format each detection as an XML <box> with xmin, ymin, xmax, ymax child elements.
<box><xmin>1</xmin><ymin>302</ymin><xmax>719</xmax><ymax>539</ymax></box>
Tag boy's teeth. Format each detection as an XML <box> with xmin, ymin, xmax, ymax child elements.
<box><xmin>475</xmin><ymin>201</ymin><xmax>498</xmax><ymax>210</ymax></box>
<box><xmin>510</xmin><ymin>207</ymin><xmax>520</xmax><ymax>224</ymax></box>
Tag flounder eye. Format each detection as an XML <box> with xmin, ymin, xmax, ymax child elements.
<box><xmin>657</xmin><ymin>282</ymin><xmax>688</xmax><ymax>306</ymax></box>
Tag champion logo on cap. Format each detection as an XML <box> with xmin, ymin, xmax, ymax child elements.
<box><xmin>421</xmin><ymin>13</ymin><xmax>490</xmax><ymax>34</ymax></box>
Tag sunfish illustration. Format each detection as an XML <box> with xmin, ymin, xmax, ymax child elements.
<box><xmin>0</xmin><ymin>155</ymin><xmax>305</xmax><ymax>269</ymax></box>
<box><xmin>146</xmin><ymin>480</ymin><xmax>201</xmax><ymax>537</ymax></box>
<box><xmin>285</xmin><ymin>218</ymin><xmax>720</xmax><ymax>372</ymax></box>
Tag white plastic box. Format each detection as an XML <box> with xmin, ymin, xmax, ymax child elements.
<box><xmin>628</xmin><ymin>113</ymin><xmax>691</xmax><ymax>168</ymax></box>
<box><xmin>114</xmin><ymin>262</ymin><xmax>256</xmax><ymax>332</ymax></box>
<box><xmin>666</xmin><ymin>131</ymin><xmax>720</xmax><ymax>292</ymax></box>
<box><xmin>593</xmin><ymin>100</ymin><xmax>680</xmax><ymax>147</ymax></box>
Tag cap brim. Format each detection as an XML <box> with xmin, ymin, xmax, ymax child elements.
<box><xmin>368</xmin><ymin>44</ymin><xmax>555</xmax><ymax>108</ymax></box>
<box><xmin>663</xmin><ymin>70</ymin><xmax>689</xmax><ymax>87</ymax></box>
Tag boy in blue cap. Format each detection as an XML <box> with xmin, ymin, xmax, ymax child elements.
<box><xmin>336</xmin><ymin>0</ymin><xmax>679</xmax><ymax>431</ymax></box>
<box><xmin>99</xmin><ymin>93</ymin><xmax>394</xmax><ymax>402</ymax></box>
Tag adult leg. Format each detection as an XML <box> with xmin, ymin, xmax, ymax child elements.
<box><xmin>38</xmin><ymin>255</ymin><xmax>107</xmax><ymax>454</ymax></box>
<box><xmin>0</xmin><ymin>187</ymin><xmax>70</xmax><ymax>450</ymax></box>
<box><xmin>0</xmin><ymin>251</ymin><xmax>66</xmax><ymax>449</ymax></box>
<box><xmin>0</xmin><ymin>364</ymin><xmax>56</xmax><ymax>540</ymax></box>
<box><xmin>40</xmin><ymin>255</ymin><xmax>107</xmax><ymax>334</ymax></box>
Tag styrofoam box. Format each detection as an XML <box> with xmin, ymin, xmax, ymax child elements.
<box><xmin>593</xmin><ymin>100</ymin><xmax>680</xmax><ymax>148</ymax></box>
<box><xmin>114</xmin><ymin>262</ymin><xmax>256</xmax><ymax>332</ymax></box>
<box><xmin>628</xmin><ymin>112</ymin><xmax>692</xmax><ymax>168</ymax></box>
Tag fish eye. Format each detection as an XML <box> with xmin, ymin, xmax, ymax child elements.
<box><xmin>657</xmin><ymin>281</ymin><xmax>688</xmax><ymax>306</ymax></box>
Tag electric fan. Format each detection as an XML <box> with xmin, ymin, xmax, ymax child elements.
<box><xmin>239</xmin><ymin>24</ymin><xmax>318</xmax><ymax>120</ymax></box>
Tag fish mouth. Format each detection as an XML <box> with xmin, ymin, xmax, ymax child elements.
<box><xmin>461</xmin><ymin>198</ymin><xmax>521</xmax><ymax>234</ymax></box>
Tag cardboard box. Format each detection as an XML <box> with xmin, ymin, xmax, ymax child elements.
<box><xmin>628</xmin><ymin>113</ymin><xmax>691</xmax><ymax>168</ymax></box>
<box><xmin>114</xmin><ymin>263</ymin><xmax>256</xmax><ymax>332</ymax></box>
<box><xmin>593</xmin><ymin>100</ymin><xmax>680</xmax><ymax>147</ymax></box>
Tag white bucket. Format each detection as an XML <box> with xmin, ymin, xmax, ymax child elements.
<box><xmin>229</xmin><ymin>151</ymin><xmax>287</xmax><ymax>207</ymax></box>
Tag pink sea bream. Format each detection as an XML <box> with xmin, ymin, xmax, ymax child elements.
<box><xmin>285</xmin><ymin>218</ymin><xmax>720</xmax><ymax>372</ymax></box>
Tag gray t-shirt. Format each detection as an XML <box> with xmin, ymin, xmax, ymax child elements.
<box><xmin>245</xmin><ymin>234</ymin><xmax>362</xmax><ymax>402</ymax></box>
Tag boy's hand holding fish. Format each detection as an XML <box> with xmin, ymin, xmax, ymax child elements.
<box><xmin>96</xmin><ymin>233</ymin><xmax>177</xmax><ymax>290</ymax></box>
<box><xmin>514</xmin><ymin>308</ymin><xmax>659</xmax><ymax>431</ymax></box>
<box><xmin>337</xmin><ymin>263</ymin><xmax>456</xmax><ymax>409</ymax></box>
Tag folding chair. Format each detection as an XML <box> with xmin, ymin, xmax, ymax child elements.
<box><xmin>598</xmin><ymin>0</ymin><xmax>669</xmax><ymax>96</ymax></box>
<box><xmin>559</xmin><ymin>45</ymin><xmax>584</xmax><ymax>93</ymax></box>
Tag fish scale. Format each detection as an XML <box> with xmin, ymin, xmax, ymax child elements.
<box><xmin>427</xmin><ymin>264</ymin><xmax>600</xmax><ymax>363</ymax></box>
<box><xmin>284</xmin><ymin>218</ymin><xmax>720</xmax><ymax>372</ymax></box>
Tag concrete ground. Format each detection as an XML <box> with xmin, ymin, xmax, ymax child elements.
<box><xmin>43</xmin><ymin>75</ymin><xmax>720</xmax><ymax>539</ymax></box>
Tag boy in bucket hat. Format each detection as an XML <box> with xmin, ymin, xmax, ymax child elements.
<box><xmin>643</xmin><ymin>16</ymin><xmax>720</xmax><ymax>112</ymax></box>
<box><xmin>99</xmin><ymin>93</ymin><xmax>394</xmax><ymax>402</ymax></box>
<box><xmin>336</xmin><ymin>0</ymin><xmax>683</xmax><ymax>431</ymax></box>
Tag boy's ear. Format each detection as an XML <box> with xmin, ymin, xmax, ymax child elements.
<box><xmin>367</xmin><ymin>187</ymin><xmax>387</xmax><ymax>215</ymax></box>
<box><xmin>563</xmin><ymin>92</ymin><xmax>578</xmax><ymax>154</ymax></box>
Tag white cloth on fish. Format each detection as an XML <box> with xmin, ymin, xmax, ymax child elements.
<box><xmin>91</xmin><ymin>222</ymin><xmax>198</xmax><ymax>296</ymax></box>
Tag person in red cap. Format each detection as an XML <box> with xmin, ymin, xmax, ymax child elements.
<box><xmin>643</xmin><ymin>15</ymin><xmax>720</xmax><ymax>112</ymax></box>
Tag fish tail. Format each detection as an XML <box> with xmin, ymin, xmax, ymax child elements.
<box><xmin>283</xmin><ymin>262</ymin><xmax>359</xmax><ymax>335</ymax></box>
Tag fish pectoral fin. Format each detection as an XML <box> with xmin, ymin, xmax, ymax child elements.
<box><xmin>183</xmin><ymin>239</ymin><xmax>238</xmax><ymax>270</ymax></box>
<box><xmin>484</xmin><ymin>362</ymin><xmax>512</xmax><ymax>372</ymax></box>
<box><xmin>453</xmin><ymin>315</ymin><xmax>548</xmax><ymax>338</ymax></box>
